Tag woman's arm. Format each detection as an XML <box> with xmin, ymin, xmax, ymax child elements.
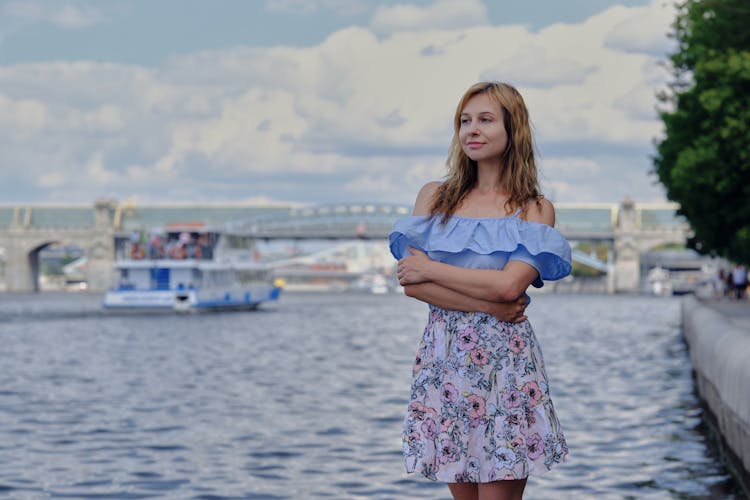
<box><xmin>398</xmin><ymin>198</ymin><xmax>556</xmax><ymax>302</ymax></box>
<box><xmin>397</xmin><ymin>182</ymin><xmax>529</xmax><ymax>317</ymax></box>
<box><xmin>400</xmin><ymin>254</ymin><xmax>536</xmax><ymax>302</ymax></box>
<box><xmin>403</xmin><ymin>282</ymin><xmax>529</xmax><ymax>323</ymax></box>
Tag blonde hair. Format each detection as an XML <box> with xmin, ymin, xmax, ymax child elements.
<box><xmin>430</xmin><ymin>81</ymin><xmax>541</xmax><ymax>221</ymax></box>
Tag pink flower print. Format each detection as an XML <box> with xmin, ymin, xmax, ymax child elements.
<box><xmin>440</xmin><ymin>383</ymin><xmax>458</xmax><ymax>403</ymax></box>
<box><xmin>440</xmin><ymin>416</ymin><xmax>453</xmax><ymax>433</ymax></box>
<box><xmin>469</xmin><ymin>347</ymin><xmax>488</xmax><ymax>366</ymax></box>
<box><xmin>509</xmin><ymin>333</ymin><xmax>526</xmax><ymax>353</ymax></box>
<box><xmin>526</xmin><ymin>433</ymin><xmax>544</xmax><ymax>460</ymax></box>
<box><xmin>467</xmin><ymin>394</ymin><xmax>486</xmax><ymax>419</ymax></box>
<box><xmin>456</xmin><ymin>327</ymin><xmax>478</xmax><ymax>351</ymax></box>
<box><xmin>438</xmin><ymin>438</ymin><xmax>460</xmax><ymax>464</ymax></box>
<box><xmin>420</xmin><ymin>418</ymin><xmax>438</xmax><ymax>439</ymax></box>
<box><xmin>409</xmin><ymin>401</ymin><xmax>436</xmax><ymax>420</ymax></box>
<box><xmin>502</xmin><ymin>389</ymin><xmax>522</xmax><ymax>408</ymax></box>
<box><xmin>522</xmin><ymin>381</ymin><xmax>542</xmax><ymax>406</ymax></box>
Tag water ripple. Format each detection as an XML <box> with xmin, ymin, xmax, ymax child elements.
<box><xmin>0</xmin><ymin>292</ymin><xmax>741</xmax><ymax>499</ymax></box>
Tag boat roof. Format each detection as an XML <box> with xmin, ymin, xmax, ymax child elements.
<box><xmin>114</xmin><ymin>259</ymin><xmax>270</xmax><ymax>270</ymax></box>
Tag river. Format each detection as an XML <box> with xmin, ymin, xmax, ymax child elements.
<box><xmin>0</xmin><ymin>292</ymin><xmax>741</xmax><ymax>499</ymax></box>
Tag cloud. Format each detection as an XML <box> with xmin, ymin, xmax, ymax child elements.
<box><xmin>0</xmin><ymin>94</ymin><xmax>48</xmax><ymax>136</ymax></box>
<box><xmin>0</xmin><ymin>0</ymin><xmax>677</xmax><ymax>205</ymax></box>
<box><xmin>265</xmin><ymin>0</ymin><xmax>369</xmax><ymax>16</ymax></box>
<box><xmin>603</xmin><ymin>1</ymin><xmax>676</xmax><ymax>56</ymax></box>
<box><xmin>481</xmin><ymin>44</ymin><xmax>597</xmax><ymax>88</ymax></box>
<box><xmin>370</xmin><ymin>0</ymin><xmax>488</xmax><ymax>35</ymax></box>
<box><xmin>539</xmin><ymin>153</ymin><xmax>666</xmax><ymax>203</ymax></box>
<box><xmin>1</xmin><ymin>1</ymin><xmax>102</xmax><ymax>29</ymax></box>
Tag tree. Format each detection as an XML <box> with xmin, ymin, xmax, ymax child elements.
<box><xmin>654</xmin><ymin>0</ymin><xmax>750</xmax><ymax>264</ymax></box>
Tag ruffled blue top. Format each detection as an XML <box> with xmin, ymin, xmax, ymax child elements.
<box><xmin>389</xmin><ymin>214</ymin><xmax>572</xmax><ymax>288</ymax></box>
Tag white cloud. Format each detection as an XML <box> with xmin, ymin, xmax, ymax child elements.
<box><xmin>2</xmin><ymin>2</ymin><xmax>102</xmax><ymax>29</ymax></box>
<box><xmin>0</xmin><ymin>94</ymin><xmax>48</xmax><ymax>136</ymax></box>
<box><xmin>265</xmin><ymin>0</ymin><xmax>368</xmax><ymax>16</ymax></box>
<box><xmin>604</xmin><ymin>1</ymin><xmax>676</xmax><ymax>55</ymax></box>
<box><xmin>541</xmin><ymin>157</ymin><xmax>600</xmax><ymax>177</ymax></box>
<box><xmin>0</xmin><ymin>0</ymin><xmax>677</xmax><ymax>205</ymax></box>
<box><xmin>481</xmin><ymin>44</ymin><xmax>597</xmax><ymax>87</ymax></box>
<box><xmin>38</xmin><ymin>171</ymin><xmax>66</xmax><ymax>188</ymax></box>
<box><xmin>370</xmin><ymin>0</ymin><xmax>488</xmax><ymax>35</ymax></box>
<box><xmin>53</xmin><ymin>4</ymin><xmax>101</xmax><ymax>28</ymax></box>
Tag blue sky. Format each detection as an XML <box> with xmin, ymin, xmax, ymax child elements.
<box><xmin>0</xmin><ymin>0</ymin><xmax>675</xmax><ymax>205</ymax></box>
<box><xmin>1</xmin><ymin>1</ymin><xmax>653</xmax><ymax>64</ymax></box>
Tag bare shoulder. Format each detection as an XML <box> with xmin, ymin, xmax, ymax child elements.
<box><xmin>523</xmin><ymin>197</ymin><xmax>556</xmax><ymax>227</ymax></box>
<box><xmin>412</xmin><ymin>181</ymin><xmax>442</xmax><ymax>216</ymax></box>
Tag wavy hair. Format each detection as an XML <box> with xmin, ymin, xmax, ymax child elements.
<box><xmin>430</xmin><ymin>81</ymin><xmax>541</xmax><ymax>221</ymax></box>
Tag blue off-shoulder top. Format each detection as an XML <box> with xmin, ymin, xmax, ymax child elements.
<box><xmin>389</xmin><ymin>214</ymin><xmax>572</xmax><ymax>288</ymax></box>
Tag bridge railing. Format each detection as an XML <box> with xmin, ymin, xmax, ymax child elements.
<box><xmin>226</xmin><ymin>203</ymin><xmax>412</xmax><ymax>238</ymax></box>
<box><xmin>0</xmin><ymin>202</ymin><xmax>690</xmax><ymax>237</ymax></box>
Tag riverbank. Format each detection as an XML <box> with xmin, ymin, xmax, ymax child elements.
<box><xmin>682</xmin><ymin>296</ymin><xmax>750</xmax><ymax>498</ymax></box>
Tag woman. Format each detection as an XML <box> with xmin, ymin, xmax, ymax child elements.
<box><xmin>390</xmin><ymin>82</ymin><xmax>571</xmax><ymax>500</ymax></box>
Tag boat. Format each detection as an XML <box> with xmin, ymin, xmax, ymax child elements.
<box><xmin>647</xmin><ymin>266</ymin><xmax>673</xmax><ymax>296</ymax></box>
<box><xmin>643</xmin><ymin>249</ymin><xmax>714</xmax><ymax>296</ymax></box>
<box><xmin>103</xmin><ymin>225</ymin><xmax>282</xmax><ymax>312</ymax></box>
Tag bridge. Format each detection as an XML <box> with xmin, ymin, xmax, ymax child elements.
<box><xmin>0</xmin><ymin>198</ymin><xmax>690</xmax><ymax>293</ymax></box>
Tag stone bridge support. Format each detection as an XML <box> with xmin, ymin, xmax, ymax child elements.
<box><xmin>4</xmin><ymin>229</ymin><xmax>39</xmax><ymax>292</ymax></box>
<box><xmin>2</xmin><ymin>200</ymin><xmax>115</xmax><ymax>292</ymax></box>
<box><xmin>85</xmin><ymin>199</ymin><xmax>115</xmax><ymax>291</ymax></box>
<box><xmin>614</xmin><ymin>198</ymin><xmax>640</xmax><ymax>293</ymax></box>
<box><xmin>612</xmin><ymin>198</ymin><xmax>692</xmax><ymax>293</ymax></box>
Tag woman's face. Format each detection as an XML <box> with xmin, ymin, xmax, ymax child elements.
<box><xmin>458</xmin><ymin>92</ymin><xmax>508</xmax><ymax>164</ymax></box>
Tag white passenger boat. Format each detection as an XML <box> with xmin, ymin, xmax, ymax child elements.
<box><xmin>103</xmin><ymin>225</ymin><xmax>282</xmax><ymax>312</ymax></box>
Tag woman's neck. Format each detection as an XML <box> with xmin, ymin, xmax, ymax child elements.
<box><xmin>475</xmin><ymin>160</ymin><xmax>506</xmax><ymax>194</ymax></box>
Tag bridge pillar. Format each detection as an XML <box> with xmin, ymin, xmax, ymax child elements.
<box><xmin>4</xmin><ymin>233</ymin><xmax>37</xmax><ymax>292</ymax></box>
<box><xmin>85</xmin><ymin>199</ymin><xmax>115</xmax><ymax>291</ymax></box>
<box><xmin>613</xmin><ymin>197</ymin><xmax>640</xmax><ymax>293</ymax></box>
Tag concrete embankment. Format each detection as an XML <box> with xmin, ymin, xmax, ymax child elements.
<box><xmin>682</xmin><ymin>296</ymin><xmax>750</xmax><ymax>496</ymax></box>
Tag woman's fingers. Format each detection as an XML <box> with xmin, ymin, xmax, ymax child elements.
<box><xmin>406</xmin><ymin>246</ymin><xmax>425</xmax><ymax>256</ymax></box>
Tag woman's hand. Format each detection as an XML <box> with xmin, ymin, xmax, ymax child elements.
<box><xmin>397</xmin><ymin>247</ymin><xmax>433</xmax><ymax>285</ymax></box>
<box><xmin>487</xmin><ymin>294</ymin><xmax>529</xmax><ymax>323</ymax></box>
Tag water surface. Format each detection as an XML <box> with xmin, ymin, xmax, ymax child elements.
<box><xmin>0</xmin><ymin>292</ymin><xmax>740</xmax><ymax>499</ymax></box>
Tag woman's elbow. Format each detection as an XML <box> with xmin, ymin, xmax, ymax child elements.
<box><xmin>493</xmin><ymin>282</ymin><xmax>526</xmax><ymax>302</ymax></box>
<box><xmin>403</xmin><ymin>284</ymin><xmax>419</xmax><ymax>298</ymax></box>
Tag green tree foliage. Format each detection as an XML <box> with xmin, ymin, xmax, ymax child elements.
<box><xmin>654</xmin><ymin>0</ymin><xmax>750</xmax><ymax>264</ymax></box>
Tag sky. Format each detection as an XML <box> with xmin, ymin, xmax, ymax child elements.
<box><xmin>0</xmin><ymin>0</ymin><xmax>678</xmax><ymax>207</ymax></box>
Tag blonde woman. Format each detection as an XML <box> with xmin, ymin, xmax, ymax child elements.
<box><xmin>391</xmin><ymin>82</ymin><xmax>571</xmax><ymax>500</ymax></box>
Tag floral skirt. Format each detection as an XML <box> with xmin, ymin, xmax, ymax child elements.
<box><xmin>403</xmin><ymin>306</ymin><xmax>567</xmax><ymax>483</ymax></box>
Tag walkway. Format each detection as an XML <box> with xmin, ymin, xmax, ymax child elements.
<box><xmin>702</xmin><ymin>298</ymin><xmax>750</xmax><ymax>330</ymax></box>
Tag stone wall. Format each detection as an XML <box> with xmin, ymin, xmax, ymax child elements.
<box><xmin>682</xmin><ymin>296</ymin><xmax>750</xmax><ymax>495</ymax></box>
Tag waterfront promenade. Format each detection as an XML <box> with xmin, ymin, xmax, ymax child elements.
<box><xmin>705</xmin><ymin>299</ymin><xmax>750</xmax><ymax>329</ymax></box>
<box><xmin>683</xmin><ymin>296</ymin><xmax>750</xmax><ymax>498</ymax></box>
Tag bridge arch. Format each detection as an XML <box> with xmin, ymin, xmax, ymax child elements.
<box><xmin>3</xmin><ymin>230</ymin><xmax>112</xmax><ymax>292</ymax></box>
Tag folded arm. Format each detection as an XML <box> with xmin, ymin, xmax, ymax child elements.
<box><xmin>398</xmin><ymin>188</ymin><xmax>556</xmax><ymax>303</ymax></box>
<box><xmin>403</xmin><ymin>281</ymin><xmax>529</xmax><ymax>323</ymax></box>
<box><xmin>400</xmin><ymin>253</ymin><xmax>537</xmax><ymax>302</ymax></box>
